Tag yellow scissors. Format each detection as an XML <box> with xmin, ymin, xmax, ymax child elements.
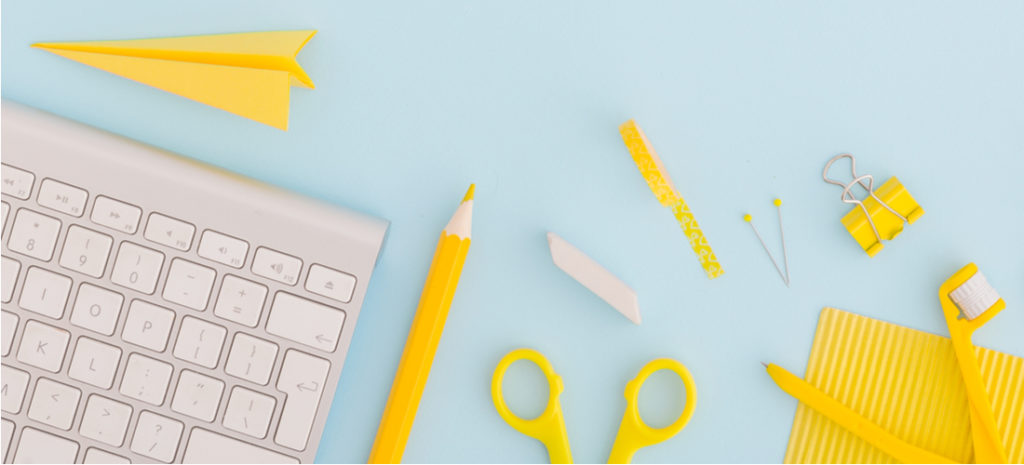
<box><xmin>491</xmin><ymin>348</ymin><xmax>697</xmax><ymax>464</ymax></box>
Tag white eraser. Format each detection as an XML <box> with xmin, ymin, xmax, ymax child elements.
<box><xmin>547</xmin><ymin>232</ymin><xmax>641</xmax><ymax>325</ymax></box>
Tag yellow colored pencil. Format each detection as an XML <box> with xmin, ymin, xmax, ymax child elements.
<box><xmin>763</xmin><ymin>363</ymin><xmax>956</xmax><ymax>464</ymax></box>
<box><xmin>369</xmin><ymin>184</ymin><xmax>475</xmax><ymax>464</ymax></box>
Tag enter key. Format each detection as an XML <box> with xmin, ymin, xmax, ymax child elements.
<box><xmin>275</xmin><ymin>349</ymin><xmax>331</xmax><ymax>451</ymax></box>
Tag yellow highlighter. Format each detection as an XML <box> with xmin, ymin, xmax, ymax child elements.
<box><xmin>764</xmin><ymin>363</ymin><xmax>957</xmax><ymax>464</ymax></box>
<box><xmin>369</xmin><ymin>185</ymin><xmax>475</xmax><ymax>464</ymax></box>
<box><xmin>939</xmin><ymin>264</ymin><xmax>1009</xmax><ymax>464</ymax></box>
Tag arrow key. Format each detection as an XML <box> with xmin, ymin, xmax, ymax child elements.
<box><xmin>80</xmin><ymin>394</ymin><xmax>132</xmax><ymax>447</ymax></box>
<box><xmin>27</xmin><ymin>378</ymin><xmax>81</xmax><ymax>430</ymax></box>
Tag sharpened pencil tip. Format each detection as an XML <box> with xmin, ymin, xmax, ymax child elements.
<box><xmin>462</xmin><ymin>184</ymin><xmax>475</xmax><ymax>202</ymax></box>
<box><xmin>761</xmin><ymin>362</ymin><xmax>769</xmax><ymax>368</ymax></box>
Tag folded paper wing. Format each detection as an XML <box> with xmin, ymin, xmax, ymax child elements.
<box><xmin>33</xmin><ymin>30</ymin><xmax>317</xmax><ymax>130</ymax></box>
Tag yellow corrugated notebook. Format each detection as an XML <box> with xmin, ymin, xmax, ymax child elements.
<box><xmin>785</xmin><ymin>307</ymin><xmax>1024</xmax><ymax>463</ymax></box>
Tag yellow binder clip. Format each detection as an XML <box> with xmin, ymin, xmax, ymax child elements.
<box><xmin>823</xmin><ymin>154</ymin><xmax>924</xmax><ymax>257</ymax></box>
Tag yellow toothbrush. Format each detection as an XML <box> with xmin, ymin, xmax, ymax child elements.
<box><xmin>764</xmin><ymin>363</ymin><xmax>958</xmax><ymax>464</ymax></box>
<box><xmin>939</xmin><ymin>263</ymin><xmax>1009</xmax><ymax>464</ymax></box>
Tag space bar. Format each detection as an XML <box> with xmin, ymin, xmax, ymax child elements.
<box><xmin>183</xmin><ymin>428</ymin><xmax>299</xmax><ymax>464</ymax></box>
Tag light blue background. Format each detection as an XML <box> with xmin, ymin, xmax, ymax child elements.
<box><xmin>3</xmin><ymin>1</ymin><xmax>1022</xmax><ymax>462</ymax></box>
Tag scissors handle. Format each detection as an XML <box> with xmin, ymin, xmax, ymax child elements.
<box><xmin>492</xmin><ymin>348</ymin><xmax>573</xmax><ymax>464</ymax></box>
<box><xmin>607</xmin><ymin>358</ymin><xmax>696</xmax><ymax>464</ymax></box>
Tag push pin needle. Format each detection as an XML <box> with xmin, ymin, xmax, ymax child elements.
<box><xmin>744</xmin><ymin>198</ymin><xmax>791</xmax><ymax>287</ymax></box>
<box><xmin>775</xmin><ymin>199</ymin><xmax>791</xmax><ymax>285</ymax></box>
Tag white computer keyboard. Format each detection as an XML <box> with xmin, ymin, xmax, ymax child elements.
<box><xmin>0</xmin><ymin>101</ymin><xmax>389</xmax><ymax>463</ymax></box>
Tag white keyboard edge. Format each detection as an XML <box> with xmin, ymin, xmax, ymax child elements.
<box><xmin>1</xmin><ymin>99</ymin><xmax>389</xmax><ymax>464</ymax></box>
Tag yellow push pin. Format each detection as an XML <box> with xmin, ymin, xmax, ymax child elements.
<box><xmin>744</xmin><ymin>199</ymin><xmax>790</xmax><ymax>286</ymax></box>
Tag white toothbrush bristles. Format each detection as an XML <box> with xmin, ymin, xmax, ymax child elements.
<box><xmin>950</xmin><ymin>272</ymin><xmax>1001</xmax><ymax>320</ymax></box>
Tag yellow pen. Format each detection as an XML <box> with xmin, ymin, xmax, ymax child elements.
<box><xmin>764</xmin><ymin>363</ymin><xmax>957</xmax><ymax>464</ymax></box>
<box><xmin>369</xmin><ymin>185</ymin><xmax>475</xmax><ymax>464</ymax></box>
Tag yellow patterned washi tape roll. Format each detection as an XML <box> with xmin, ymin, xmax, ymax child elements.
<box><xmin>619</xmin><ymin>120</ymin><xmax>724</xmax><ymax>279</ymax></box>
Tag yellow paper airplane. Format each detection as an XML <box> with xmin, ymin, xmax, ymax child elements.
<box><xmin>33</xmin><ymin>30</ymin><xmax>317</xmax><ymax>130</ymax></box>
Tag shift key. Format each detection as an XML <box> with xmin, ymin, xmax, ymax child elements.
<box><xmin>275</xmin><ymin>349</ymin><xmax>330</xmax><ymax>451</ymax></box>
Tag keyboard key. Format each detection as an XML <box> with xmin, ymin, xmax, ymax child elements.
<box><xmin>197</xmin><ymin>230</ymin><xmax>248</xmax><ymax>268</ymax></box>
<box><xmin>225</xmin><ymin>333</ymin><xmax>278</xmax><ymax>385</ymax></box>
<box><xmin>162</xmin><ymin>258</ymin><xmax>216</xmax><ymax>310</ymax></box>
<box><xmin>90</xmin><ymin>195</ymin><xmax>141</xmax><ymax>234</ymax></box>
<box><xmin>2</xmin><ymin>311</ymin><xmax>17</xmax><ymax>356</ymax></box>
<box><xmin>59</xmin><ymin>225</ymin><xmax>113</xmax><ymax>278</ymax></box>
<box><xmin>16</xmin><ymin>320</ymin><xmax>70</xmax><ymax>372</ymax></box>
<box><xmin>1</xmin><ymin>366</ymin><xmax>30</xmax><ymax>413</ymax></box>
<box><xmin>252</xmin><ymin>247</ymin><xmax>301</xmax><ymax>285</ymax></box>
<box><xmin>27</xmin><ymin>378</ymin><xmax>81</xmax><ymax>430</ymax></box>
<box><xmin>18</xmin><ymin>266</ymin><xmax>73</xmax><ymax>319</ymax></box>
<box><xmin>2</xmin><ymin>256</ymin><xmax>20</xmax><ymax>303</ymax></box>
<box><xmin>8</xmin><ymin>208</ymin><xmax>61</xmax><ymax>261</ymax></box>
<box><xmin>2</xmin><ymin>419</ymin><xmax>13</xmax><ymax>457</ymax></box>
<box><xmin>83</xmin><ymin>447</ymin><xmax>130</xmax><ymax>464</ymax></box>
<box><xmin>213</xmin><ymin>275</ymin><xmax>267</xmax><ymax>327</ymax></box>
<box><xmin>13</xmin><ymin>427</ymin><xmax>79</xmax><ymax>464</ymax></box>
<box><xmin>144</xmin><ymin>212</ymin><xmax>195</xmax><ymax>251</ymax></box>
<box><xmin>1</xmin><ymin>201</ymin><xmax>8</xmax><ymax>229</ymax></box>
<box><xmin>131</xmin><ymin>411</ymin><xmax>183</xmax><ymax>463</ymax></box>
<box><xmin>111</xmin><ymin>241</ymin><xmax>165</xmax><ymax>294</ymax></box>
<box><xmin>172</xmin><ymin>316</ymin><xmax>226</xmax><ymax>368</ymax></box>
<box><xmin>1</xmin><ymin>164</ymin><xmax>34</xmax><ymax>199</ymax></box>
<box><xmin>184</xmin><ymin>428</ymin><xmax>298</xmax><ymax>464</ymax></box>
<box><xmin>37</xmin><ymin>178</ymin><xmax>88</xmax><ymax>217</ymax></box>
<box><xmin>267</xmin><ymin>292</ymin><xmax>346</xmax><ymax>352</ymax></box>
<box><xmin>120</xmin><ymin>353</ymin><xmax>173</xmax><ymax>405</ymax></box>
<box><xmin>79</xmin><ymin>395</ymin><xmax>132</xmax><ymax>447</ymax></box>
<box><xmin>122</xmin><ymin>299</ymin><xmax>176</xmax><ymax>352</ymax></box>
<box><xmin>68</xmin><ymin>337</ymin><xmax>122</xmax><ymax>389</ymax></box>
<box><xmin>306</xmin><ymin>264</ymin><xmax>357</xmax><ymax>303</ymax></box>
<box><xmin>275</xmin><ymin>349</ymin><xmax>330</xmax><ymax>450</ymax></box>
<box><xmin>223</xmin><ymin>386</ymin><xmax>276</xmax><ymax>439</ymax></box>
<box><xmin>171</xmin><ymin>370</ymin><xmax>224</xmax><ymax>422</ymax></box>
<box><xmin>70</xmin><ymin>283</ymin><xmax>124</xmax><ymax>336</ymax></box>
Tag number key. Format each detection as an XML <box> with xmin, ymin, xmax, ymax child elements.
<box><xmin>59</xmin><ymin>225</ymin><xmax>113</xmax><ymax>278</ymax></box>
<box><xmin>111</xmin><ymin>242</ymin><xmax>164</xmax><ymax>294</ymax></box>
<box><xmin>8</xmin><ymin>208</ymin><xmax>61</xmax><ymax>261</ymax></box>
